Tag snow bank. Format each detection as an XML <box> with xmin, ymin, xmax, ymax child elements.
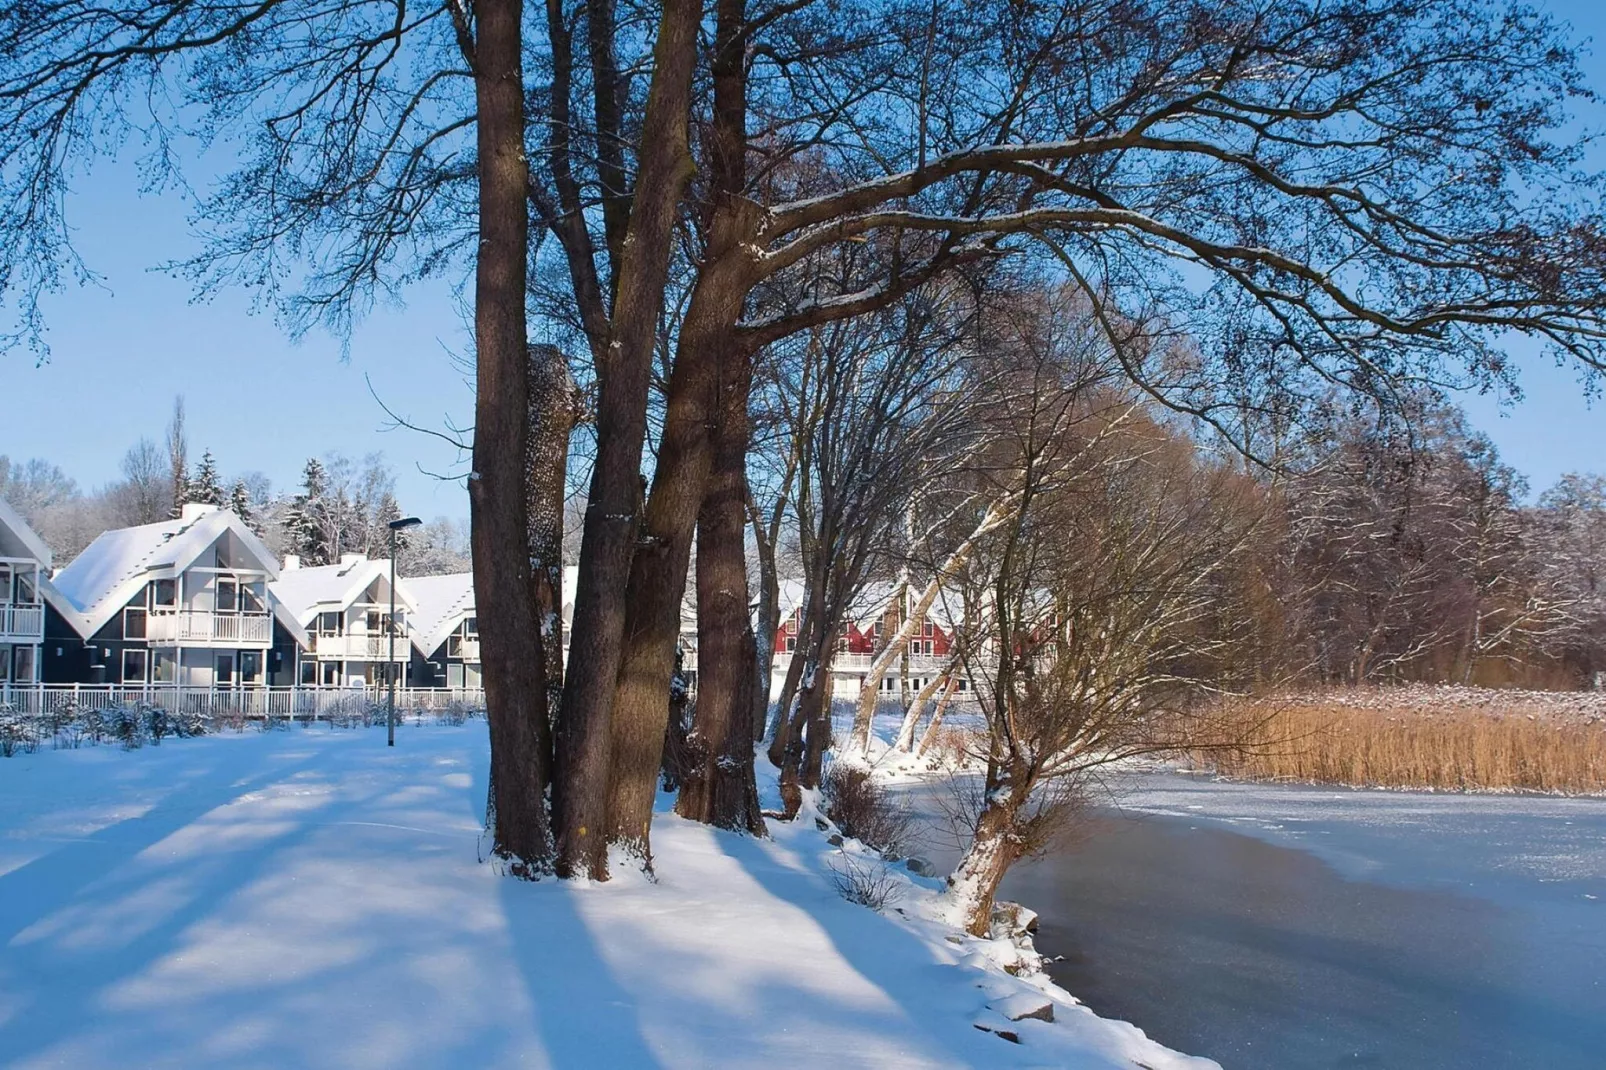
<box><xmin>0</xmin><ymin>724</ymin><xmax>1210</xmax><ymax>1069</ymax></box>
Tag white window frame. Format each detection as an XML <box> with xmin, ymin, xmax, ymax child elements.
<box><xmin>122</xmin><ymin>648</ymin><xmax>149</xmax><ymax>684</ymax></box>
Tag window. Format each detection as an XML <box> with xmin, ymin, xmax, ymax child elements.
<box><xmin>318</xmin><ymin>612</ymin><xmax>341</xmax><ymax>635</ymax></box>
<box><xmin>321</xmin><ymin>661</ymin><xmax>341</xmax><ymax>686</ymax></box>
<box><xmin>240</xmin><ymin>651</ymin><xmax>260</xmax><ymax>683</ymax></box>
<box><xmin>216</xmin><ymin>579</ymin><xmax>238</xmax><ymax>613</ymax></box>
<box><xmin>215</xmin><ymin>653</ymin><xmax>234</xmax><ymax>686</ymax></box>
<box><xmin>0</xmin><ymin>647</ymin><xmax>9</xmax><ymax>682</ymax></box>
<box><xmin>153</xmin><ymin>651</ymin><xmax>176</xmax><ymax>684</ymax></box>
<box><xmin>300</xmin><ymin>659</ymin><xmax>317</xmax><ymax>686</ymax></box>
<box><xmin>13</xmin><ymin>646</ymin><xmax>35</xmax><ymax>683</ymax></box>
<box><xmin>122</xmin><ymin>649</ymin><xmax>148</xmax><ymax>684</ymax></box>
<box><xmin>152</xmin><ymin>579</ymin><xmax>177</xmax><ymax>607</ymax></box>
<box><xmin>14</xmin><ymin>569</ymin><xmax>35</xmax><ymax>604</ymax></box>
<box><xmin>464</xmin><ymin>616</ymin><xmax>478</xmax><ymax>637</ymax></box>
<box><xmin>0</xmin><ymin>565</ymin><xmax>10</xmax><ymax>603</ymax></box>
<box><xmin>366</xmin><ymin>610</ymin><xmax>382</xmax><ymax>634</ymax></box>
<box><xmin>785</xmin><ymin>636</ymin><xmax>796</xmax><ymax>652</ymax></box>
<box><xmin>240</xmin><ymin>584</ymin><xmax>265</xmax><ymax>613</ymax></box>
<box><xmin>123</xmin><ymin>607</ymin><xmax>148</xmax><ymax>640</ymax></box>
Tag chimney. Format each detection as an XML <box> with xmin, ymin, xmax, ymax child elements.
<box><xmin>282</xmin><ymin>554</ymin><xmax>301</xmax><ymax>571</ymax></box>
<box><xmin>180</xmin><ymin>502</ymin><xmax>218</xmax><ymax>522</ymax></box>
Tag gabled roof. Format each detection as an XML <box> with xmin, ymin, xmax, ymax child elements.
<box><xmin>776</xmin><ymin>576</ymin><xmax>965</xmax><ymax>633</ymax></box>
<box><xmin>0</xmin><ymin>496</ymin><xmax>52</xmax><ymax>569</ymax></box>
<box><xmin>270</xmin><ymin>554</ymin><xmax>416</xmax><ymax>627</ymax></box>
<box><xmin>51</xmin><ymin>505</ymin><xmax>286</xmax><ymax>639</ymax></box>
<box><xmin>0</xmin><ymin>495</ymin><xmax>80</xmax><ymax>633</ymax></box>
<box><xmin>404</xmin><ymin>572</ymin><xmax>475</xmax><ymax>657</ymax></box>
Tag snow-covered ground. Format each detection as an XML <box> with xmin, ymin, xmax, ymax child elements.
<box><xmin>0</xmin><ymin>723</ymin><xmax>1207</xmax><ymax>1069</ymax></box>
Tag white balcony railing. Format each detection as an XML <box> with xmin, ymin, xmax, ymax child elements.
<box><xmin>0</xmin><ymin>682</ymin><xmax>486</xmax><ymax>719</ymax></box>
<box><xmin>812</xmin><ymin>652</ymin><xmax>952</xmax><ymax>675</ymax></box>
<box><xmin>0</xmin><ymin>603</ymin><xmax>44</xmax><ymax>641</ymax></box>
<box><xmin>310</xmin><ymin>633</ymin><xmax>409</xmax><ymax>661</ymax></box>
<box><xmin>446</xmin><ymin>636</ymin><xmax>481</xmax><ymax>662</ymax></box>
<box><xmin>146</xmin><ymin>610</ymin><xmax>273</xmax><ymax>645</ymax></box>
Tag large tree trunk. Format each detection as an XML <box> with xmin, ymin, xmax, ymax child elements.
<box><xmin>554</xmin><ymin>0</ymin><xmax>701</xmax><ymax>881</ymax></box>
<box><xmin>601</xmin><ymin>0</ymin><xmax>762</xmax><ymax>857</ymax></box>
<box><xmin>676</xmin><ymin>359</ymin><xmax>765</xmax><ymax>834</ymax></box>
<box><xmin>603</xmin><ymin>242</ymin><xmax>760</xmax><ymax>864</ymax></box>
<box><xmin>471</xmin><ymin>0</ymin><xmax>552</xmax><ymax>870</ymax></box>
<box><xmin>944</xmin><ymin>788</ymin><xmax>1027</xmax><ymax>937</ymax></box>
<box><xmin>528</xmin><ymin>344</ymin><xmax>574</xmax><ymax>727</ymax></box>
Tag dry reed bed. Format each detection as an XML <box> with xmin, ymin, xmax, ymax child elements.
<box><xmin>1199</xmin><ymin>690</ymin><xmax>1606</xmax><ymax>795</ymax></box>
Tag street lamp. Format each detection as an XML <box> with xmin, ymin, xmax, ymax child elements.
<box><xmin>387</xmin><ymin>515</ymin><xmax>423</xmax><ymax>746</ymax></box>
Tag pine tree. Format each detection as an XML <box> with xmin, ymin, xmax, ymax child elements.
<box><xmin>229</xmin><ymin>479</ymin><xmax>259</xmax><ymax>534</ymax></box>
<box><xmin>374</xmin><ymin>492</ymin><xmax>407</xmax><ymax>566</ymax></box>
<box><xmin>190</xmin><ymin>450</ymin><xmax>223</xmax><ymax>507</ymax></box>
<box><xmin>286</xmin><ymin>457</ymin><xmax>332</xmax><ymax>565</ymax></box>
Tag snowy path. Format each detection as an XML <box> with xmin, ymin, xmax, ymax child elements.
<box><xmin>0</xmin><ymin>726</ymin><xmax>1205</xmax><ymax>1069</ymax></box>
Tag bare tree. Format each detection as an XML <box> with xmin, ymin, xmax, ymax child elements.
<box><xmin>759</xmin><ymin>285</ymin><xmax>980</xmax><ymax>810</ymax></box>
<box><xmin>944</xmin><ymin>415</ymin><xmax>1269</xmax><ymax>936</ymax></box>
<box><xmin>111</xmin><ymin>439</ymin><xmax>170</xmax><ymax>526</ymax></box>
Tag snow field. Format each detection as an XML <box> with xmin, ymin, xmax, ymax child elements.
<box><xmin>0</xmin><ymin>723</ymin><xmax>1208</xmax><ymax>1068</ymax></box>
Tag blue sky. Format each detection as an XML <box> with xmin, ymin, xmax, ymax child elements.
<box><xmin>2</xmin><ymin>0</ymin><xmax>1603</xmax><ymax>514</ymax></box>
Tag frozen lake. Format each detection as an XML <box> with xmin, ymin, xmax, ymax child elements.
<box><xmin>986</xmin><ymin>775</ymin><xmax>1606</xmax><ymax>1069</ymax></box>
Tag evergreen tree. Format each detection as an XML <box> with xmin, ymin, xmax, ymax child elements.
<box><xmin>374</xmin><ymin>492</ymin><xmax>407</xmax><ymax>563</ymax></box>
<box><xmin>285</xmin><ymin>457</ymin><xmax>332</xmax><ymax>565</ymax></box>
<box><xmin>189</xmin><ymin>450</ymin><xmax>223</xmax><ymax>507</ymax></box>
<box><xmin>228</xmin><ymin>479</ymin><xmax>259</xmax><ymax>534</ymax></box>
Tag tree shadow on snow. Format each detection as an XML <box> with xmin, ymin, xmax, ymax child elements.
<box><xmin>470</xmin><ymin>750</ymin><xmax>665</xmax><ymax>1069</ymax></box>
<box><xmin>0</xmin><ymin>753</ymin><xmax>329</xmax><ymax>1065</ymax></box>
<box><xmin>711</xmin><ymin>827</ymin><xmax>993</xmax><ymax>1066</ymax></box>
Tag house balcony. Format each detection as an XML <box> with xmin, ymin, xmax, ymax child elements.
<box><xmin>0</xmin><ymin>603</ymin><xmax>44</xmax><ymax>643</ymax></box>
<box><xmin>446</xmin><ymin>636</ymin><xmax>481</xmax><ymax>662</ymax></box>
<box><xmin>145</xmin><ymin>610</ymin><xmax>273</xmax><ymax>646</ymax></box>
<box><xmin>310</xmin><ymin>633</ymin><xmax>409</xmax><ymax>661</ymax></box>
<box><xmin>813</xmin><ymin>652</ymin><xmax>953</xmax><ymax>675</ymax></box>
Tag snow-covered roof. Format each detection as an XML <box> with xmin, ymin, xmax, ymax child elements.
<box><xmin>404</xmin><ymin>572</ymin><xmax>475</xmax><ymax>657</ymax></box>
<box><xmin>402</xmin><ymin>563</ymin><xmax>701</xmax><ymax>653</ymax></box>
<box><xmin>775</xmin><ymin>576</ymin><xmax>965</xmax><ymax>632</ymax></box>
<box><xmin>270</xmin><ymin>554</ymin><xmax>416</xmax><ymax>627</ymax></box>
<box><xmin>0</xmin><ymin>496</ymin><xmax>52</xmax><ymax>569</ymax></box>
<box><xmin>51</xmin><ymin>505</ymin><xmax>287</xmax><ymax>640</ymax></box>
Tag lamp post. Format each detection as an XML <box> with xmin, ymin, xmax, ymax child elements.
<box><xmin>387</xmin><ymin>515</ymin><xmax>423</xmax><ymax>746</ymax></box>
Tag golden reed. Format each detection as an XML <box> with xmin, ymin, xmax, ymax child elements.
<box><xmin>1198</xmin><ymin>693</ymin><xmax>1606</xmax><ymax>794</ymax></box>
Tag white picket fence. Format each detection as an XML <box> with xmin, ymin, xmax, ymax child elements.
<box><xmin>0</xmin><ymin>683</ymin><xmax>486</xmax><ymax>720</ymax></box>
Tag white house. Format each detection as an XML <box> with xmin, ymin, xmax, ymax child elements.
<box><xmin>403</xmin><ymin>565</ymin><xmax>698</xmax><ymax>690</ymax></box>
<box><xmin>0</xmin><ymin>496</ymin><xmax>73</xmax><ymax>690</ymax></box>
<box><xmin>271</xmin><ymin>553</ymin><xmax>415</xmax><ymax>687</ymax></box>
<box><xmin>46</xmin><ymin>503</ymin><xmax>304</xmax><ymax>687</ymax></box>
<box><xmin>404</xmin><ymin>572</ymin><xmax>479</xmax><ymax>688</ymax></box>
